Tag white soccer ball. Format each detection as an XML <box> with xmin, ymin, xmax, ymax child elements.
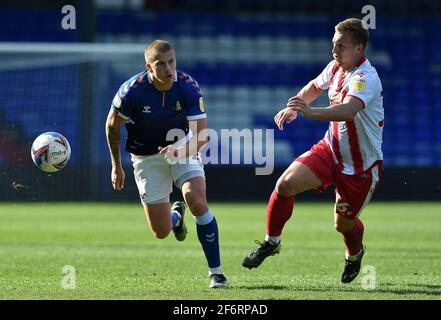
<box><xmin>31</xmin><ymin>132</ymin><xmax>71</xmax><ymax>173</ymax></box>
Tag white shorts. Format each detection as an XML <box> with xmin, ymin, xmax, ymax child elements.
<box><xmin>131</xmin><ymin>153</ymin><xmax>205</xmax><ymax>205</ymax></box>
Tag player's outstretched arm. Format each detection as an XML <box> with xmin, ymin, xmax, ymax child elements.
<box><xmin>105</xmin><ymin>109</ymin><xmax>126</xmax><ymax>190</ymax></box>
<box><xmin>274</xmin><ymin>79</ymin><xmax>324</xmax><ymax>130</ymax></box>
<box><xmin>292</xmin><ymin>79</ymin><xmax>323</xmax><ymax>105</ymax></box>
<box><xmin>288</xmin><ymin>96</ymin><xmax>364</xmax><ymax>122</ymax></box>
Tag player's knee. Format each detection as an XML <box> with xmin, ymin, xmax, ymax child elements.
<box><xmin>334</xmin><ymin>221</ymin><xmax>354</xmax><ymax>234</ymax></box>
<box><xmin>189</xmin><ymin>200</ymin><xmax>208</xmax><ymax>216</ymax></box>
<box><xmin>275</xmin><ymin>176</ymin><xmax>296</xmax><ymax>196</ymax></box>
<box><xmin>151</xmin><ymin>228</ymin><xmax>170</xmax><ymax>239</ymax></box>
<box><xmin>186</xmin><ymin>196</ymin><xmax>208</xmax><ymax>216</ymax></box>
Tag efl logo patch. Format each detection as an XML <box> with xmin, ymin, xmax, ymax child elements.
<box><xmin>199</xmin><ymin>97</ymin><xmax>205</xmax><ymax>112</ymax></box>
<box><xmin>353</xmin><ymin>78</ymin><xmax>366</xmax><ymax>92</ymax></box>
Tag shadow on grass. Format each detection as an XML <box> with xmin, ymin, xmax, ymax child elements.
<box><xmin>412</xmin><ymin>284</ymin><xmax>441</xmax><ymax>290</ymax></box>
<box><xmin>338</xmin><ymin>287</ymin><xmax>441</xmax><ymax>297</ymax></box>
<box><xmin>237</xmin><ymin>284</ymin><xmax>441</xmax><ymax>297</ymax></box>
<box><xmin>238</xmin><ymin>285</ymin><xmax>291</xmax><ymax>290</ymax></box>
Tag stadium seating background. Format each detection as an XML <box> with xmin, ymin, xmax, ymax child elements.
<box><xmin>0</xmin><ymin>1</ymin><xmax>440</xmax><ymax>201</ymax></box>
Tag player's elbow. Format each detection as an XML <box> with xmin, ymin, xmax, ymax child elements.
<box><xmin>106</xmin><ymin>118</ymin><xmax>122</xmax><ymax>132</ymax></box>
<box><xmin>105</xmin><ymin>122</ymin><xmax>119</xmax><ymax>136</ymax></box>
<box><xmin>341</xmin><ymin>101</ymin><xmax>363</xmax><ymax>121</ymax></box>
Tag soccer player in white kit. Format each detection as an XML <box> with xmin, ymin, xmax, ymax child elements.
<box><xmin>243</xmin><ymin>18</ymin><xmax>384</xmax><ymax>283</ymax></box>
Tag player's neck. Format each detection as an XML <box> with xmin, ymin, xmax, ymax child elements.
<box><xmin>147</xmin><ymin>71</ymin><xmax>174</xmax><ymax>91</ymax></box>
<box><xmin>342</xmin><ymin>54</ymin><xmax>366</xmax><ymax>73</ymax></box>
<box><xmin>152</xmin><ymin>78</ymin><xmax>173</xmax><ymax>92</ymax></box>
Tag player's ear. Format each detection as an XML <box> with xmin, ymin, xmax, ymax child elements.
<box><xmin>146</xmin><ymin>64</ymin><xmax>152</xmax><ymax>72</ymax></box>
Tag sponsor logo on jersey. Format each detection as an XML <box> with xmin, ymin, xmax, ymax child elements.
<box><xmin>133</xmin><ymin>140</ymin><xmax>144</xmax><ymax>146</ymax></box>
<box><xmin>142</xmin><ymin>106</ymin><xmax>151</xmax><ymax>113</ymax></box>
<box><xmin>199</xmin><ymin>97</ymin><xmax>205</xmax><ymax>113</ymax></box>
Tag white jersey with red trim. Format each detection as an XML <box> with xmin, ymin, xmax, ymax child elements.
<box><xmin>314</xmin><ymin>57</ymin><xmax>384</xmax><ymax>175</ymax></box>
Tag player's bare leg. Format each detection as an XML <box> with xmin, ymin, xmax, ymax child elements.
<box><xmin>334</xmin><ymin>214</ymin><xmax>356</xmax><ymax>233</ymax></box>
<box><xmin>276</xmin><ymin>161</ymin><xmax>323</xmax><ymax>196</ymax></box>
<box><xmin>182</xmin><ymin>176</ymin><xmax>228</xmax><ymax>288</ymax></box>
<box><xmin>335</xmin><ymin>213</ymin><xmax>365</xmax><ymax>283</ymax></box>
<box><xmin>143</xmin><ymin>202</ymin><xmax>187</xmax><ymax>240</ymax></box>
<box><xmin>142</xmin><ymin>203</ymin><xmax>172</xmax><ymax>239</ymax></box>
<box><xmin>243</xmin><ymin>161</ymin><xmax>322</xmax><ymax>269</ymax></box>
<box><xmin>181</xmin><ymin>176</ymin><xmax>208</xmax><ymax>216</ymax></box>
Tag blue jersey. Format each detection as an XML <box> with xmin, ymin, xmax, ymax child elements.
<box><xmin>111</xmin><ymin>70</ymin><xmax>206</xmax><ymax>156</ymax></box>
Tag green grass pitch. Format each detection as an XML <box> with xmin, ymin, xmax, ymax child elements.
<box><xmin>0</xmin><ymin>202</ymin><xmax>440</xmax><ymax>300</ymax></box>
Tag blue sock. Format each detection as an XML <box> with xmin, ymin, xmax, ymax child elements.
<box><xmin>195</xmin><ymin>209</ymin><xmax>221</xmax><ymax>269</ymax></box>
<box><xmin>171</xmin><ymin>210</ymin><xmax>180</xmax><ymax>229</ymax></box>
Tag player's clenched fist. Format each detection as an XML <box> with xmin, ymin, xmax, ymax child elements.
<box><xmin>274</xmin><ymin>106</ymin><xmax>297</xmax><ymax>131</ymax></box>
<box><xmin>111</xmin><ymin>165</ymin><xmax>125</xmax><ymax>190</ymax></box>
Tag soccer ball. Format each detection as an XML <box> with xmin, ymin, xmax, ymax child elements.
<box><xmin>31</xmin><ymin>132</ymin><xmax>71</xmax><ymax>173</ymax></box>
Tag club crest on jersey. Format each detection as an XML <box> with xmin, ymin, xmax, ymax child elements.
<box><xmin>175</xmin><ymin>101</ymin><xmax>182</xmax><ymax>112</ymax></box>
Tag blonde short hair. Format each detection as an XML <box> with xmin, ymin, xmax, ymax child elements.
<box><xmin>335</xmin><ymin>18</ymin><xmax>369</xmax><ymax>49</ymax></box>
<box><xmin>144</xmin><ymin>39</ymin><xmax>175</xmax><ymax>63</ymax></box>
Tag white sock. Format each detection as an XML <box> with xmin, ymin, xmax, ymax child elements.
<box><xmin>265</xmin><ymin>234</ymin><xmax>281</xmax><ymax>245</ymax></box>
<box><xmin>194</xmin><ymin>209</ymin><xmax>214</xmax><ymax>225</ymax></box>
<box><xmin>208</xmin><ymin>266</ymin><xmax>223</xmax><ymax>276</ymax></box>
<box><xmin>345</xmin><ymin>248</ymin><xmax>363</xmax><ymax>262</ymax></box>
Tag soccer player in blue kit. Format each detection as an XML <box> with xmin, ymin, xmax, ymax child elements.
<box><xmin>105</xmin><ymin>40</ymin><xmax>228</xmax><ymax>288</ymax></box>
